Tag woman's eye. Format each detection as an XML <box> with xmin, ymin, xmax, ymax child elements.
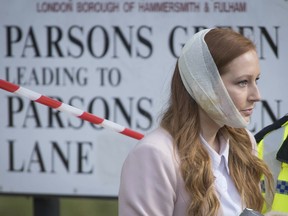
<box><xmin>256</xmin><ymin>77</ymin><xmax>260</xmax><ymax>84</ymax></box>
<box><xmin>238</xmin><ymin>80</ymin><xmax>248</xmax><ymax>87</ymax></box>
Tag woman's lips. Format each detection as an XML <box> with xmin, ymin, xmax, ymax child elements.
<box><xmin>241</xmin><ymin>108</ymin><xmax>253</xmax><ymax>116</ymax></box>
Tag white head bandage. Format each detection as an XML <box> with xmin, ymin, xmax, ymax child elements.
<box><xmin>178</xmin><ymin>28</ymin><xmax>248</xmax><ymax>128</ymax></box>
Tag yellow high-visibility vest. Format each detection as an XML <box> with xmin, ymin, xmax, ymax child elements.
<box><xmin>255</xmin><ymin>115</ymin><xmax>288</xmax><ymax>213</ymax></box>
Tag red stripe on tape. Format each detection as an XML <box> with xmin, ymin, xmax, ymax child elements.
<box><xmin>0</xmin><ymin>79</ymin><xmax>20</xmax><ymax>92</ymax></box>
<box><xmin>79</xmin><ymin>112</ymin><xmax>104</xmax><ymax>125</ymax></box>
<box><xmin>35</xmin><ymin>95</ymin><xmax>62</xmax><ymax>108</ymax></box>
<box><xmin>120</xmin><ymin>128</ymin><xmax>144</xmax><ymax>140</ymax></box>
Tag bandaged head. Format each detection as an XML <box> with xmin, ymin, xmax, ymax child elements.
<box><xmin>178</xmin><ymin>28</ymin><xmax>248</xmax><ymax>128</ymax></box>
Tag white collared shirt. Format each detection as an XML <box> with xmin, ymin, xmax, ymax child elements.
<box><xmin>200</xmin><ymin>134</ymin><xmax>244</xmax><ymax>216</ymax></box>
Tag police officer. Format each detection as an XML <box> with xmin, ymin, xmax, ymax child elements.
<box><xmin>255</xmin><ymin>114</ymin><xmax>288</xmax><ymax>214</ymax></box>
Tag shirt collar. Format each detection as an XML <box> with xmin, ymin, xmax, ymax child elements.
<box><xmin>200</xmin><ymin>133</ymin><xmax>230</xmax><ymax>174</ymax></box>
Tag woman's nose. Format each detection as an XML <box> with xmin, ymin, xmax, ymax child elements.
<box><xmin>249</xmin><ymin>84</ymin><xmax>261</xmax><ymax>102</ymax></box>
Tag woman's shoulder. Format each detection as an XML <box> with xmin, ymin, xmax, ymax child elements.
<box><xmin>129</xmin><ymin>127</ymin><xmax>175</xmax><ymax>158</ymax></box>
<box><xmin>141</xmin><ymin>127</ymin><xmax>173</xmax><ymax>145</ymax></box>
<box><xmin>121</xmin><ymin>127</ymin><xmax>179</xmax><ymax>181</ymax></box>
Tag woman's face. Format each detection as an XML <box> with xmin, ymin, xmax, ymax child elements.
<box><xmin>221</xmin><ymin>50</ymin><xmax>261</xmax><ymax>122</ymax></box>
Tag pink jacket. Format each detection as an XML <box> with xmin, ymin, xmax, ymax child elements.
<box><xmin>119</xmin><ymin>127</ymin><xmax>191</xmax><ymax>215</ymax></box>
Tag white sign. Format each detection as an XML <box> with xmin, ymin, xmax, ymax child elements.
<box><xmin>0</xmin><ymin>0</ymin><xmax>287</xmax><ymax>197</ymax></box>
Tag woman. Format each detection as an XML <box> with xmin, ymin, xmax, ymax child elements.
<box><xmin>118</xmin><ymin>28</ymin><xmax>274</xmax><ymax>216</ymax></box>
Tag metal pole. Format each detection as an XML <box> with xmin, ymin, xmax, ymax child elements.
<box><xmin>33</xmin><ymin>197</ymin><xmax>60</xmax><ymax>216</ymax></box>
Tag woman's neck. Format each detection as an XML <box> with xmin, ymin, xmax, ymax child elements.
<box><xmin>199</xmin><ymin>108</ymin><xmax>222</xmax><ymax>153</ymax></box>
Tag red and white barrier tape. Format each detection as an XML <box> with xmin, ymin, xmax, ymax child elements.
<box><xmin>0</xmin><ymin>79</ymin><xmax>144</xmax><ymax>140</ymax></box>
